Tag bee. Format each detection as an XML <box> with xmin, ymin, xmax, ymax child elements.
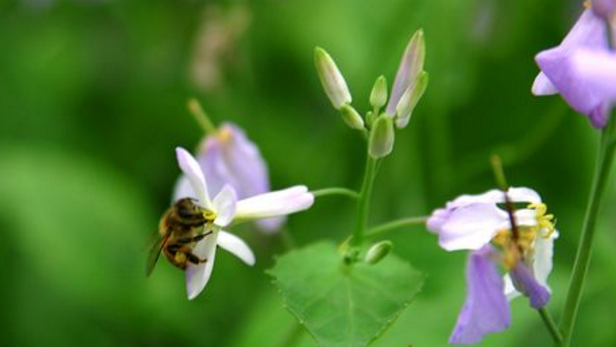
<box><xmin>146</xmin><ymin>198</ymin><xmax>216</xmax><ymax>276</ymax></box>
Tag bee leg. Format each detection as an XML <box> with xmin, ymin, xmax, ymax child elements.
<box><xmin>186</xmin><ymin>252</ymin><xmax>208</xmax><ymax>265</ymax></box>
<box><xmin>176</xmin><ymin>230</ymin><xmax>214</xmax><ymax>245</ymax></box>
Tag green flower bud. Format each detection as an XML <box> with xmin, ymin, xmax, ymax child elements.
<box><xmin>339</xmin><ymin>105</ymin><xmax>365</xmax><ymax>130</ymax></box>
<box><xmin>369</xmin><ymin>116</ymin><xmax>395</xmax><ymax>159</ymax></box>
<box><xmin>314</xmin><ymin>47</ymin><xmax>352</xmax><ymax>110</ymax></box>
<box><xmin>365</xmin><ymin>241</ymin><xmax>393</xmax><ymax>265</ymax></box>
<box><xmin>365</xmin><ymin>111</ymin><xmax>376</xmax><ymax>128</ymax></box>
<box><xmin>395</xmin><ymin>71</ymin><xmax>428</xmax><ymax>128</ymax></box>
<box><xmin>370</xmin><ymin>75</ymin><xmax>388</xmax><ymax>109</ymax></box>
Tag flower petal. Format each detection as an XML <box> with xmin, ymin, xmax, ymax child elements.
<box><xmin>449</xmin><ymin>248</ymin><xmax>511</xmax><ymax>344</ymax></box>
<box><xmin>235</xmin><ymin>186</ymin><xmax>314</xmax><ymax>222</ymax></box>
<box><xmin>510</xmin><ymin>262</ymin><xmax>551</xmax><ymax>308</ymax></box>
<box><xmin>531</xmin><ymin>72</ymin><xmax>558</xmax><ymax>96</ymax></box>
<box><xmin>571</xmin><ymin>49</ymin><xmax>616</xmax><ymax>102</ymax></box>
<box><xmin>533</xmin><ymin>229</ymin><xmax>558</xmax><ymax>291</ymax></box>
<box><xmin>185</xmin><ymin>232</ymin><xmax>219</xmax><ymax>300</ymax></box>
<box><xmin>534</xmin><ymin>9</ymin><xmax>610</xmax><ymax>127</ymax></box>
<box><xmin>176</xmin><ymin>147</ymin><xmax>212</xmax><ymax>209</ymax></box>
<box><xmin>212</xmin><ymin>185</ymin><xmax>237</xmax><ymax>227</ymax></box>
<box><xmin>218</xmin><ymin>230</ymin><xmax>255</xmax><ymax>266</ymax></box>
<box><xmin>172</xmin><ymin>175</ymin><xmax>197</xmax><ymax>203</ymax></box>
<box><xmin>434</xmin><ymin>203</ymin><xmax>508</xmax><ymax>251</ymax></box>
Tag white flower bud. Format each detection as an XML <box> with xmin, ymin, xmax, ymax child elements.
<box><xmin>370</xmin><ymin>75</ymin><xmax>388</xmax><ymax>109</ymax></box>
<box><xmin>339</xmin><ymin>105</ymin><xmax>365</xmax><ymax>130</ymax></box>
<box><xmin>365</xmin><ymin>241</ymin><xmax>393</xmax><ymax>265</ymax></box>
<box><xmin>395</xmin><ymin>71</ymin><xmax>429</xmax><ymax>128</ymax></box>
<box><xmin>369</xmin><ymin>116</ymin><xmax>395</xmax><ymax>159</ymax></box>
<box><xmin>314</xmin><ymin>47</ymin><xmax>352</xmax><ymax>109</ymax></box>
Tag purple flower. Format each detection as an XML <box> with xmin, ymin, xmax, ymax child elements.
<box><xmin>532</xmin><ymin>8</ymin><xmax>612</xmax><ymax>128</ymax></box>
<box><xmin>174</xmin><ymin>123</ymin><xmax>285</xmax><ymax>233</ymax></box>
<box><xmin>591</xmin><ymin>0</ymin><xmax>616</xmax><ymax>19</ymax></box>
<box><xmin>428</xmin><ymin>188</ymin><xmax>558</xmax><ymax>344</ymax></box>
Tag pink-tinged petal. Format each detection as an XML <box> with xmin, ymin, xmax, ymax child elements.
<box><xmin>185</xmin><ymin>232</ymin><xmax>219</xmax><ymax>300</ymax></box>
<box><xmin>218</xmin><ymin>230</ymin><xmax>255</xmax><ymax>266</ymax></box>
<box><xmin>212</xmin><ymin>185</ymin><xmax>237</xmax><ymax>227</ymax></box>
<box><xmin>176</xmin><ymin>147</ymin><xmax>212</xmax><ymax>209</ymax></box>
<box><xmin>510</xmin><ymin>262</ymin><xmax>551</xmax><ymax>308</ymax></box>
<box><xmin>571</xmin><ymin>49</ymin><xmax>616</xmax><ymax>101</ymax></box>
<box><xmin>386</xmin><ymin>30</ymin><xmax>425</xmax><ymax>114</ymax></box>
<box><xmin>449</xmin><ymin>248</ymin><xmax>511</xmax><ymax>344</ymax></box>
<box><xmin>436</xmin><ymin>203</ymin><xmax>508</xmax><ymax>251</ymax></box>
<box><xmin>235</xmin><ymin>186</ymin><xmax>314</xmax><ymax>222</ymax></box>
<box><xmin>531</xmin><ymin>72</ymin><xmax>558</xmax><ymax>96</ymax></box>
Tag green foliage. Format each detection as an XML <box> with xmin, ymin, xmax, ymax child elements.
<box><xmin>269</xmin><ymin>242</ymin><xmax>424</xmax><ymax>347</ymax></box>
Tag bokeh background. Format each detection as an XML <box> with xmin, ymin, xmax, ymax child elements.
<box><xmin>1</xmin><ymin>0</ymin><xmax>615</xmax><ymax>346</ymax></box>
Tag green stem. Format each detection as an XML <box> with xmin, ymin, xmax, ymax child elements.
<box><xmin>311</xmin><ymin>187</ymin><xmax>359</xmax><ymax>200</ymax></box>
<box><xmin>557</xmin><ymin>114</ymin><xmax>616</xmax><ymax>347</ymax></box>
<box><xmin>187</xmin><ymin>98</ymin><xmax>217</xmax><ymax>135</ymax></box>
<box><xmin>365</xmin><ymin>216</ymin><xmax>428</xmax><ymax>239</ymax></box>
<box><xmin>539</xmin><ymin>308</ymin><xmax>563</xmax><ymax>344</ymax></box>
<box><xmin>352</xmin><ymin>156</ymin><xmax>378</xmax><ymax>246</ymax></box>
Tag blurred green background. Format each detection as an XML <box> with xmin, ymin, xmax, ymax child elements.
<box><xmin>1</xmin><ymin>0</ymin><xmax>615</xmax><ymax>346</ymax></box>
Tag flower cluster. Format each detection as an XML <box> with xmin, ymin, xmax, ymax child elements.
<box><xmin>428</xmin><ymin>187</ymin><xmax>557</xmax><ymax>344</ymax></box>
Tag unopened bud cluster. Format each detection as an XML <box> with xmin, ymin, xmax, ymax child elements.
<box><xmin>314</xmin><ymin>29</ymin><xmax>428</xmax><ymax>159</ymax></box>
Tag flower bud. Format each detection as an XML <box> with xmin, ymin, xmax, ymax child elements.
<box><xmin>365</xmin><ymin>110</ymin><xmax>376</xmax><ymax>128</ymax></box>
<box><xmin>369</xmin><ymin>116</ymin><xmax>395</xmax><ymax>158</ymax></box>
<box><xmin>314</xmin><ymin>47</ymin><xmax>352</xmax><ymax>109</ymax></box>
<box><xmin>364</xmin><ymin>241</ymin><xmax>393</xmax><ymax>265</ymax></box>
<box><xmin>370</xmin><ymin>75</ymin><xmax>388</xmax><ymax>109</ymax></box>
<box><xmin>339</xmin><ymin>104</ymin><xmax>365</xmax><ymax>130</ymax></box>
<box><xmin>591</xmin><ymin>0</ymin><xmax>616</xmax><ymax>19</ymax></box>
<box><xmin>395</xmin><ymin>71</ymin><xmax>429</xmax><ymax>128</ymax></box>
<box><xmin>386</xmin><ymin>29</ymin><xmax>426</xmax><ymax>115</ymax></box>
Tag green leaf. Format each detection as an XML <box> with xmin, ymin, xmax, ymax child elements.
<box><xmin>269</xmin><ymin>242</ymin><xmax>424</xmax><ymax>347</ymax></box>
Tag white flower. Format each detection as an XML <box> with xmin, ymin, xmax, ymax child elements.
<box><xmin>175</xmin><ymin>147</ymin><xmax>315</xmax><ymax>299</ymax></box>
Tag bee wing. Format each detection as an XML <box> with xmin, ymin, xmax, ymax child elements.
<box><xmin>145</xmin><ymin>232</ymin><xmax>169</xmax><ymax>277</ymax></box>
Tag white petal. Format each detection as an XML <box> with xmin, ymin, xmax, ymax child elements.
<box><xmin>185</xmin><ymin>232</ymin><xmax>219</xmax><ymax>300</ymax></box>
<box><xmin>176</xmin><ymin>147</ymin><xmax>212</xmax><ymax>209</ymax></box>
<box><xmin>507</xmin><ymin>187</ymin><xmax>542</xmax><ymax>204</ymax></box>
<box><xmin>235</xmin><ymin>186</ymin><xmax>314</xmax><ymax>221</ymax></box>
<box><xmin>438</xmin><ymin>203</ymin><xmax>509</xmax><ymax>251</ymax></box>
<box><xmin>212</xmin><ymin>185</ymin><xmax>237</xmax><ymax>227</ymax></box>
<box><xmin>503</xmin><ymin>274</ymin><xmax>522</xmax><ymax>300</ymax></box>
<box><xmin>513</xmin><ymin>208</ymin><xmax>539</xmax><ymax>227</ymax></box>
<box><xmin>218</xmin><ymin>230</ymin><xmax>255</xmax><ymax>266</ymax></box>
<box><xmin>531</xmin><ymin>72</ymin><xmax>558</xmax><ymax>96</ymax></box>
<box><xmin>533</xmin><ymin>229</ymin><xmax>558</xmax><ymax>291</ymax></box>
<box><xmin>172</xmin><ymin>175</ymin><xmax>198</xmax><ymax>203</ymax></box>
<box><xmin>445</xmin><ymin>189</ymin><xmax>503</xmax><ymax>209</ymax></box>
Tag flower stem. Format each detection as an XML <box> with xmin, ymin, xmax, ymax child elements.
<box><xmin>352</xmin><ymin>155</ymin><xmax>378</xmax><ymax>246</ymax></box>
<box><xmin>365</xmin><ymin>216</ymin><xmax>428</xmax><ymax>239</ymax></box>
<box><xmin>539</xmin><ymin>308</ymin><xmax>563</xmax><ymax>344</ymax></box>
<box><xmin>311</xmin><ymin>187</ymin><xmax>359</xmax><ymax>200</ymax></box>
<box><xmin>187</xmin><ymin>97</ymin><xmax>217</xmax><ymax>135</ymax></box>
<box><xmin>557</xmin><ymin>113</ymin><xmax>616</xmax><ymax>347</ymax></box>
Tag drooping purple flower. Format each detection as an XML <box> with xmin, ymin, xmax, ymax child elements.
<box><xmin>532</xmin><ymin>8</ymin><xmax>611</xmax><ymax>128</ymax></box>
<box><xmin>591</xmin><ymin>0</ymin><xmax>616</xmax><ymax>19</ymax></box>
<box><xmin>427</xmin><ymin>187</ymin><xmax>557</xmax><ymax>344</ymax></box>
<box><xmin>174</xmin><ymin>122</ymin><xmax>285</xmax><ymax>233</ymax></box>
<box><xmin>449</xmin><ymin>247</ymin><xmax>511</xmax><ymax>345</ymax></box>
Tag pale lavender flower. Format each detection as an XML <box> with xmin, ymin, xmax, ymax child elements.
<box><xmin>428</xmin><ymin>187</ymin><xmax>557</xmax><ymax>344</ymax></box>
<box><xmin>175</xmin><ymin>147</ymin><xmax>314</xmax><ymax>299</ymax></box>
<box><xmin>174</xmin><ymin>122</ymin><xmax>285</xmax><ymax>232</ymax></box>
<box><xmin>532</xmin><ymin>8</ymin><xmax>611</xmax><ymax>127</ymax></box>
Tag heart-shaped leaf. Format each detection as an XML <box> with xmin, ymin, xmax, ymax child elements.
<box><xmin>269</xmin><ymin>242</ymin><xmax>424</xmax><ymax>347</ymax></box>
